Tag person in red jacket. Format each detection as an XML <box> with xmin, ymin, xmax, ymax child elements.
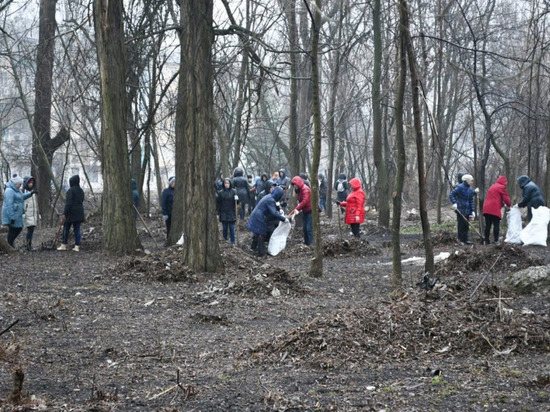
<box><xmin>482</xmin><ymin>176</ymin><xmax>511</xmax><ymax>244</ymax></box>
<box><xmin>337</xmin><ymin>177</ymin><xmax>366</xmax><ymax>238</ymax></box>
<box><xmin>288</xmin><ymin>176</ymin><xmax>313</xmax><ymax>245</ymax></box>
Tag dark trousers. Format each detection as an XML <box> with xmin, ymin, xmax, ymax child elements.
<box><xmin>351</xmin><ymin>223</ymin><xmax>360</xmax><ymax>238</ymax></box>
<box><xmin>7</xmin><ymin>226</ymin><xmax>22</xmax><ymax>247</ymax></box>
<box><xmin>26</xmin><ymin>225</ymin><xmax>35</xmax><ymax>241</ymax></box>
<box><xmin>303</xmin><ymin>211</ymin><xmax>313</xmax><ymax>245</ymax></box>
<box><xmin>222</xmin><ymin>221</ymin><xmax>235</xmax><ymax>244</ymax></box>
<box><xmin>165</xmin><ymin>216</ymin><xmax>172</xmax><ymax>238</ymax></box>
<box><xmin>62</xmin><ymin>221</ymin><xmax>82</xmax><ymax>245</ymax></box>
<box><xmin>456</xmin><ymin>212</ymin><xmax>470</xmax><ymax>243</ymax></box>
<box><xmin>484</xmin><ymin>214</ymin><xmax>501</xmax><ymax>244</ymax></box>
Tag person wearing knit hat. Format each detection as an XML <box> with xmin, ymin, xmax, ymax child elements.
<box><xmin>2</xmin><ymin>174</ymin><xmax>36</xmax><ymax>248</ymax></box>
<box><xmin>161</xmin><ymin>176</ymin><xmax>176</xmax><ymax>240</ymax></box>
<box><xmin>449</xmin><ymin>173</ymin><xmax>475</xmax><ymax>244</ymax></box>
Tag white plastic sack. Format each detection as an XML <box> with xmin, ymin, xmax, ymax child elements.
<box><xmin>267</xmin><ymin>221</ymin><xmax>292</xmax><ymax>256</ymax></box>
<box><xmin>520</xmin><ymin>206</ymin><xmax>550</xmax><ymax>246</ymax></box>
<box><xmin>505</xmin><ymin>207</ymin><xmax>522</xmax><ymax>244</ymax></box>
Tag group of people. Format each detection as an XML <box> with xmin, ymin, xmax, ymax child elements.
<box><xmin>213</xmin><ymin>168</ymin><xmax>367</xmax><ymax>256</ymax></box>
<box><xmin>449</xmin><ymin>172</ymin><xmax>545</xmax><ymax>245</ymax></box>
<box><xmin>1</xmin><ymin>173</ymin><xmax>85</xmax><ymax>251</ymax></box>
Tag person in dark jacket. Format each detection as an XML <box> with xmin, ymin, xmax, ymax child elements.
<box><xmin>57</xmin><ymin>175</ymin><xmax>85</xmax><ymax>251</ymax></box>
<box><xmin>516</xmin><ymin>175</ymin><xmax>545</xmax><ymax>222</ymax></box>
<box><xmin>334</xmin><ymin>173</ymin><xmax>349</xmax><ymax>203</ymax></box>
<box><xmin>23</xmin><ymin>176</ymin><xmax>39</xmax><ymax>251</ymax></box>
<box><xmin>161</xmin><ymin>177</ymin><xmax>175</xmax><ymax>239</ymax></box>
<box><xmin>216</xmin><ymin>178</ymin><xmax>237</xmax><ymax>245</ymax></box>
<box><xmin>2</xmin><ymin>175</ymin><xmax>34</xmax><ymax>248</ymax></box>
<box><xmin>276</xmin><ymin>168</ymin><xmax>291</xmax><ymax>206</ymax></box>
<box><xmin>232</xmin><ymin>167</ymin><xmax>250</xmax><ymax>220</ymax></box>
<box><xmin>449</xmin><ymin>173</ymin><xmax>475</xmax><ymax>244</ymax></box>
<box><xmin>131</xmin><ymin>178</ymin><xmax>139</xmax><ymax>220</ymax></box>
<box><xmin>214</xmin><ymin>173</ymin><xmax>224</xmax><ymax>191</ymax></box>
<box><xmin>299</xmin><ymin>172</ymin><xmax>311</xmax><ymax>188</ymax></box>
<box><xmin>482</xmin><ymin>176</ymin><xmax>511</xmax><ymax>244</ymax></box>
<box><xmin>288</xmin><ymin>175</ymin><xmax>313</xmax><ymax>245</ymax></box>
<box><xmin>247</xmin><ymin>186</ymin><xmax>288</xmax><ymax>256</ymax></box>
<box><xmin>318</xmin><ymin>173</ymin><xmax>327</xmax><ymax>212</ymax></box>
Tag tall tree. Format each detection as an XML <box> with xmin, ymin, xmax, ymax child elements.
<box><xmin>32</xmin><ymin>0</ymin><xmax>69</xmax><ymax>220</ymax></box>
<box><xmin>94</xmin><ymin>0</ymin><xmax>141</xmax><ymax>254</ymax></box>
<box><xmin>179</xmin><ymin>0</ymin><xmax>223</xmax><ymax>272</ymax></box>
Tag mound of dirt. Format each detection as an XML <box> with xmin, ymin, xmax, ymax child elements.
<box><xmin>435</xmin><ymin>243</ymin><xmax>544</xmax><ymax>276</ymax></box>
<box><xmin>322</xmin><ymin>238</ymin><xmax>382</xmax><ymax>258</ymax></box>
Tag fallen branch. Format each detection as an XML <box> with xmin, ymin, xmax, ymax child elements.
<box><xmin>0</xmin><ymin>319</ymin><xmax>19</xmax><ymax>337</ymax></box>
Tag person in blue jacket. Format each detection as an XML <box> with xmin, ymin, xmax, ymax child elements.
<box><xmin>516</xmin><ymin>175</ymin><xmax>545</xmax><ymax>222</ymax></box>
<box><xmin>2</xmin><ymin>175</ymin><xmax>35</xmax><ymax>247</ymax></box>
<box><xmin>161</xmin><ymin>177</ymin><xmax>175</xmax><ymax>239</ymax></box>
<box><xmin>247</xmin><ymin>186</ymin><xmax>288</xmax><ymax>257</ymax></box>
<box><xmin>449</xmin><ymin>173</ymin><xmax>475</xmax><ymax>244</ymax></box>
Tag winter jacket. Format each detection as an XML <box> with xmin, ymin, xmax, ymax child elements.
<box><xmin>2</xmin><ymin>181</ymin><xmax>32</xmax><ymax>228</ymax></box>
<box><xmin>161</xmin><ymin>185</ymin><xmax>175</xmax><ymax>217</ymax></box>
<box><xmin>482</xmin><ymin>176</ymin><xmax>511</xmax><ymax>219</ymax></box>
<box><xmin>291</xmin><ymin>176</ymin><xmax>312</xmax><ymax>213</ymax></box>
<box><xmin>257</xmin><ymin>180</ymin><xmax>276</xmax><ymax>201</ymax></box>
<box><xmin>449</xmin><ymin>181</ymin><xmax>475</xmax><ymax>217</ymax></box>
<box><xmin>334</xmin><ymin>173</ymin><xmax>349</xmax><ymax>202</ymax></box>
<box><xmin>276</xmin><ymin>169</ymin><xmax>290</xmax><ymax>201</ymax></box>
<box><xmin>247</xmin><ymin>186</ymin><xmax>286</xmax><ymax>236</ymax></box>
<box><xmin>23</xmin><ymin>176</ymin><xmax>39</xmax><ymax>227</ymax></box>
<box><xmin>64</xmin><ymin>175</ymin><xmax>85</xmax><ymax>223</ymax></box>
<box><xmin>318</xmin><ymin>173</ymin><xmax>327</xmax><ymax>200</ymax></box>
<box><xmin>339</xmin><ymin>178</ymin><xmax>366</xmax><ymax>224</ymax></box>
<box><xmin>232</xmin><ymin>168</ymin><xmax>251</xmax><ymax>205</ymax></box>
<box><xmin>517</xmin><ymin>175</ymin><xmax>545</xmax><ymax>209</ymax></box>
<box><xmin>216</xmin><ymin>179</ymin><xmax>237</xmax><ymax>223</ymax></box>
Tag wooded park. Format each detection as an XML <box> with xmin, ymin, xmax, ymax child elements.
<box><xmin>1</xmin><ymin>0</ymin><xmax>549</xmax><ymax>410</ymax></box>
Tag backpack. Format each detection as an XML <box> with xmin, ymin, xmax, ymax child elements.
<box><xmin>337</xmin><ymin>180</ymin><xmax>346</xmax><ymax>192</ymax></box>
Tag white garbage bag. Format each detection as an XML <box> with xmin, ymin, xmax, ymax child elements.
<box><xmin>520</xmin><ymin>206</ymin><xmax>550</xmax><ymax>246</ymax></box>
<box><xmin>267</xmin><ymin>221</ymin><xmax>292</xmax><ymax>256</ymax></box>
<box><xmin>505</xmin><ymin>207</ymin><xmax>522</xmax><ymax>244</ymax></box>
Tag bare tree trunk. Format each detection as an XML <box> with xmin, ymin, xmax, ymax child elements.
<box><xmin>402</xmin><ymin>0</ymin><xmax>434</xmax><ymax>275</ymax></box>
<box><xmin>94</xmin><ymin>0</ymin><xmax>141</xmax><ymax>254</ymax></box>
<box><xmin>179</xmin><ymin>0</ymin><xmax>223</xmax><ymax>272</ymax></box>
<box><xmin>32</xmin><ymin>0</ymin><xmax>69</xmax><ymax>221</ymax></box>
<box><xmin>309</xmin><ymin>0</ymin><xmax>323</xmax><ymax>278</ymax></box>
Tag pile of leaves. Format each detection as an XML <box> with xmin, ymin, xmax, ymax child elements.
<box><xmin>435</xmin><ymin>243</ymin><xmax>544</xmax><ymax>276</ymax></box>
<box><xmin>246</xmin><ymin>280</ymin><xmax>550</xmax><ymax>369</ymax></box>
<box><xmin>322</xmin><ymin>238</ymin><xmax>381</xmax><ymax>258</ymax></box>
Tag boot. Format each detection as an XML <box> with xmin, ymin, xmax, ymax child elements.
<box><xmin>251</xmin><ymin>235</ymin><xmax>258</xmax><ymax>252</ymax></box>
<box><xmin>257</xmin><ymin>235</ymin><xmax>265</xmax><ymax>257</ymax></box>
<box><xmin>73</xmin><ymin>245</ymin><xmax>80</xmax><ymax>252</ymax></box>
<box><xmin>26</xmin><ymin>239</ymin><xmax>35</xmax><ymax>252</ymax></box>
<box><xmin>57</xmin><ymin>243</ymin><xmax>68</xmax><ymax>251</ymax></box>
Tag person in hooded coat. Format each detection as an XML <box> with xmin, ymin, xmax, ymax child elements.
<box><xmin>232</xmin><ymin>167</ymin><xmax>251</xmax><ymax>220</ymax></box>
<box><xmin>449</xmin><ymin>174</ymin><xmax>475</xmax><ymax>244</ymax></box>
<box><xmin>161</xmin><ymin>177</ymin><xmax>175</xmax><ymax>238</ymax></box>
<box><xmin>334</xmin><ymin>173</ymin><xmax>349</xmax><ymax>202</ymax></box>
<box><xmin>516</xmin><ymin>175</ymin><xmax>545</xmax><ymax>222</ymax></box>
<box><xmin>276</xmin><ymin>168</ymin><xmax>291</xmax><ymax>206</ymax></box>
<box><xmin>482</xmin><ymin>176</ymin><xmax>511</xmax><ymax>244</ymax></box>
<box><xmin>337</xmin><ymin>177</ymin><xmax>366</xmax><ymax>238</ymax></box>
<box><xmin>23</xmin><ymin>176</ymin><xmax>40</xmax><ymax>251</ymax></box>
<box><xmin>288</xmin><ymin>175</ymin><xmax>313</xmax><ymax>245</ymax></box>
<box><xmin>2</xmin><ymin>175</ymin><xmax>34</xmax><ymax>247</ymax></box>
<box><xmin>318</xmin><ymin>173</ymin><xmax>328</xmax><ymax>212</ymax></box>
<box><xmin>57</xmin><ymin>175</ymin><xmax>85</xmax><ymax>251</ymax></box>
<box><xmin>216</xmin><ymin>178</ymin><xmax>237</xmax><ymax>245</ymax></box>
<box><xmin>247</xmin><ymin>186</ymin><xmax>288</xmax><ymax>256</ymax></box>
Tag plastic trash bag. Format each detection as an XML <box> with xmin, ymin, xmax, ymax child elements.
<box><xmin>505</xmin><ymin>207</ymin><xmax>522</xmax><ymax>244</ymax></box>
<box><xmin>268</xmin><ymin>220</ymin><xmax>292</xmax><ymax>256</ymax></box>
<box><xmin>520</xmin><ymin>206</ymin><xmax>550</xmax><ymax>246</ymax></box>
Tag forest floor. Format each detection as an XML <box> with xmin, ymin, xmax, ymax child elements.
<box><xmin>0</xmin><ymin>209</ymin><xmax>549</xmax><ymax>411</ymax></box>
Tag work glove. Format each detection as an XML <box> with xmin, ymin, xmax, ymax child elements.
<box><xmin>513</xmin><ymin>204</ymin><xmax>519</xmax><ymax>208</ymax></box>
<box><xmin>470</xmin><ymin>212</ymin><xmax>476</xmax><ymax>219</ymax></box>
<box><xmin>451</xmin><ymin>203</ymin><xmax>458</xmax><ymax>211</ymax></box>
<box><xmin>234</xmin><ymin>195</ymin><xmax>239</xmax><ymax>201</ymax></box>
<box><xmin>474</xmin><ymin>187</ymin><xmax>479</xmax><ymax>193</ymax></box>
<box><xmin>294</xmin><ymin>209</ymin><xmax>301</xmax><ymax>216</ymax></box>
<box><xmin>284</xmin><ymin>218</ymin><xmax>289</xmax><ymax>224</ymax></box>
<box><xmin>162</xmin><ymin>215</ymin><xmax>169</xmax><ymax>221</ymax></box>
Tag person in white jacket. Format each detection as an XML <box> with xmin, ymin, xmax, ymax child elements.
<box><xmin>23</xmin><ymin>176</ymin><xmax>39</xmax><ymax>251</ymax></box>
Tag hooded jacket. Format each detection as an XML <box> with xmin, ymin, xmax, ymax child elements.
<box><xmin>2</xmin><ymin>180</ymin><xmax>32</xmax><ymax>227</ymax></box>
<box><xmin>334</xmin><ymin>173</ymin><xmax>349</xmax><ymax>202</ymax></box>
<box><xmin>517</xmin><ymin>175</ymin><xmax>545</xmax><ymax>209</ymax></box>
<box><xmin>318</xmin><ymin>173</ymin><xmax>327</xmax><ymax>199</ymax></box>
<box><xmin>64</xmin><ymin>175</ymin><xmax>85</xmax><ymax>223</ymax></box>
<box><xmin>482</xmin><ymin>176</ymin><xmax>511</xmax><ymax>219</ymax></box>
<box><xmin>23</xmin><ymin>176</ymin><xmax>39</xmax><ymax>227</ymax></box>
<box><xmin>276</xmin><ymin>169</ymin><xmax>290</xmax><ymax>200</ymax></box>
<box><xmin>339</xmin><ymin>178</ymin><xmax>366</xmax><ymax>224</ymax></box>
<box><xmin>216</xmin><ymin>178</ymin><xmax>237</xmax><ymax>223</ymax></box>
<box><xmin>247</xmin><ymin>186</ymin><xmax>286</xmax><ymax>236</ymax></box>
<box><xmin>232</xmin><ymin>167</ymin><xmax>251</xmax><ymax>204</ymax></box>
<box><xmin>291</xmin><ymin>176</ymin><xmax>312</xmax><ymax>213</ymax></box>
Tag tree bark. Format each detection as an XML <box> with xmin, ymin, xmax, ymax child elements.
<box><xmin>179</xmin><ymin>0</ymin><xmax>223</xmax><ymax>272</ymax></box>
<box><xmin>94</xmin><ymin>0</ymin><xmax>141</xmax><ymax>254</ymax></box>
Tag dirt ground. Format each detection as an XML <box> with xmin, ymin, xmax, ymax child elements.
<box><xmin>0</xmin><ymin>211</ymin><xmax>549</xmax><ymax>411</ymax></box>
